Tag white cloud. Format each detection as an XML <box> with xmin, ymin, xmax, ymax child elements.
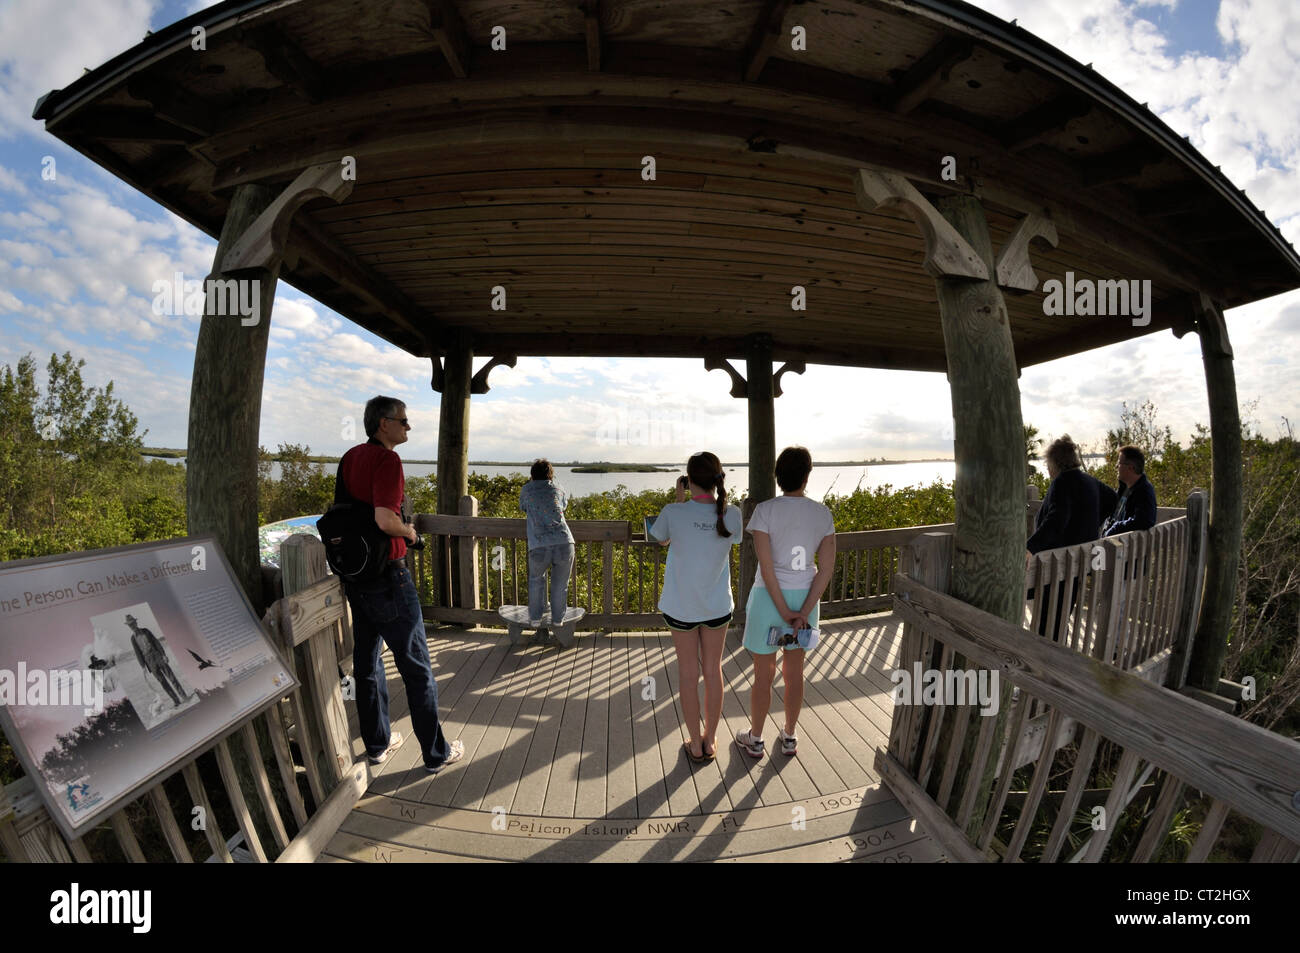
<box><xmin>0</xmin><ymin>0</ymin><xmax>159</xmax><ymax>141</ymax></box>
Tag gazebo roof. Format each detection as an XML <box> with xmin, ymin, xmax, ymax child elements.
<box><xmin>34</xmin><ymin>0</ymin><xmax>1300</xmax><ymax>371</ymax></box>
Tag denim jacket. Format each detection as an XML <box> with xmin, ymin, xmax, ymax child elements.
<box><xmin>519</xmin><ymin>480</ymin><xmax>574</xmax><ymax>549</ymax></box>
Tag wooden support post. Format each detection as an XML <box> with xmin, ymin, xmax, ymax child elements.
<box><xmin>932</xmin><ymin>193</ymin><xmax>1023</xmax><ymax>841</ymax></box>
<box><xmin>1168</xmin><ymin>490</ymin><xmax>1208</xmax><ymax>690</ymax></box>
<box><xmin>437</xmin><ymin>328</ymin><xmax>473</xmax><ymax>609</ymax></box>
<box><xmin>742</xmin><ymin>333</ymin><xmax>776</xmax><ymax>613</ymax></box>
<box><xmin>187</xmin><ymin>182</ymin><xmax>280</xmax><ymax>604</ymax></box>
<box><xmin>1185</xmin><ymin>298</ymin><xmax>1243</xmax><ymax>691</ymax></box>
<box><xmin>890</xmin><ymin>532</ymin><xmax>953</xmax><ymax>772</ymax></box>
<box><xmin>458</xmin><ymin>495</ymin><xmax>480</xmax><ymax>612</ymax></box>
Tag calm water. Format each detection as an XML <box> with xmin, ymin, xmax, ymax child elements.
<box><xmin>150</xmin><ymin>457</ymin><xmax>1057</xmax><ymax>500</ymax></box>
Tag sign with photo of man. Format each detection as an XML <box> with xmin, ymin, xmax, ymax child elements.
<box><xmin>0</xmin><ymin>536</ymin><xmax>296</xmax><ymax>839</ymax></box>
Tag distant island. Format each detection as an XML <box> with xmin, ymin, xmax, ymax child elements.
<box><xmin>571</xmin><ymin>464</ymin><xmax>673</xmax><ymax>473</ymax></box>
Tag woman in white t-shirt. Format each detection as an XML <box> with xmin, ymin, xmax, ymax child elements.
<box><xmin>735</xmin><ymin>447</ymin><xmax>836</xmax><ymax>758</ymax></box>
<box><xmin>649</xmin><ymin>451</ymin><xmax>743</xmax><ymax>763</ymax></box>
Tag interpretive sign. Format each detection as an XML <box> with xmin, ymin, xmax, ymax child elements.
<box><xmin>0</xmin><ymin>536</ymin><xmax>296</xmax><ymax>839</ymax></box>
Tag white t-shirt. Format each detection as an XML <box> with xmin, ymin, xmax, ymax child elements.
<box><xmin>747</xmin><ymin>495</ymin><xmax>836</xmax><ymax>589</ymax></box>
<box><xmin>650</xmin><ymin>500</ymin><xmax>743</xmax><ymax>620</ymax></box>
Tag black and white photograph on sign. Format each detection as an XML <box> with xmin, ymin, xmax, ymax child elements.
<box><xmin>0</xmin><ymin>538</ymin><xmax>295</xmax><ymax>839</ymax></box>
<box><xmin>88</xmin><ymin>604</ymin><xmax>201</xmax><ymax>730</ymax></box>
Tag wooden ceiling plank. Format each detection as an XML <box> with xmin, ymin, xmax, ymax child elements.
<box><xmin>287</xmin><ymin>218</ymin><xmax>435</xmax><ymax>346</ymax></box>
<box><xmin>125</xmin><ymin>76</ymin><xmax>216</xmax><ymax>137</ymax></box>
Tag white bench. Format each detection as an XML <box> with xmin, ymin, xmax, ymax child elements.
<box><xmin>497</xmin><ymin>605</ymin><xmax>586</xmax><ymax>647</ymax></box>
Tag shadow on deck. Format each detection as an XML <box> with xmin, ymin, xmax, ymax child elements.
<box><xmin>323</xmin><ymin>612</ymin><xmax>945</xmax><ymax>863</ymax></box>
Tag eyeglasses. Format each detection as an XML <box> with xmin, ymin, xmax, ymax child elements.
<box><xmin>384</xmin><ymin>416</ymin><xmax>411</xmax><ymax>428</ymax></box>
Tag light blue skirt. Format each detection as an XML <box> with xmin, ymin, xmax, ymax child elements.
<box><xmin>742</xmin><ymin>586</ymin><xmax>819</xmax><ymax>655</ymax></box>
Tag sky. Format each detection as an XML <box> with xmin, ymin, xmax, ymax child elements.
<box><xmin>1</xmin><ymin>0</ymin><xmax>1297</xmax><ymax>464</ymax></box>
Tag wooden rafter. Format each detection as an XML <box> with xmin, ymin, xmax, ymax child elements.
<box><xmin>1082</xmin><ymin>146</ymin><xmax>1164</xmax><ymax>187</ymax></box>
<box><xmin>58</xmin><ymin>107</ymin><xmax>198</xmax><ymax>144</ymax></box>
<box><xmin>581</xmin><ymin>0</ymin><xmax>602</xmax><ymax>72</ymax></box>
<box><xmin>998</xmin><ymin>95</ymin><xmax>1092</xmax><ymax>152</ymax></box>
<box><xmin>1135</xmin><ymin>186</ymin><xmax>1205</xmax><ymax>219</ymax></box>
<box><xmin>422</xmin><ymin>0</ymin><xmax>471</xmax><ymax>79</ymax></box>
<box><xmin>239</xmin><ymin>26</ymin><xmax>327</xmax><ymax>103</ymax></box>
<box><xmin>886</xmin><ymin>36</ymin><xmax>974</xmax><ymax>115</ymax></box>
<box><xmin>126</xmin><ymin>76</ymin><xmax>215</xmax><ymax>136</ymax></box>
<box><xmin>742</xmin><ymin>0</ymin><xmax>793</xmax><ymax>82</ymax></box>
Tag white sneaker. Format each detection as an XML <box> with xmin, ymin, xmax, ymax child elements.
<box><xmin>777</xmin><ymin>728</ymin><xmax>798</xmax><ymax>756</ymax></box>
<box><xmin>426</xmin><ymin>739</ymin><xmax>465</xmax><ymax>774</ymax></box>
<box><xmin>368</xmin><ymin>731</ymin><xmax>403</xmax><ymax>765</ymax></box>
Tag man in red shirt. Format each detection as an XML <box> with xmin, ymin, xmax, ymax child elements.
<box><xmin>339</xmin><ymin>396</ymin><xmax>464</xmax><ymax>773</ymax></box>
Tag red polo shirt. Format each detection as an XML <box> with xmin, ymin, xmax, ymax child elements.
<box><xmin>339</xmin><ymin>440</ymin><xmax>406</xmax><ymax>561</ymax></box>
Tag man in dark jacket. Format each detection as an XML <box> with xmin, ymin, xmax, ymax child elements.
<box><xmin>1026</xmin><ymin>436</ymin><xmax>1099</xmax><ymax>641</ymax></box>
<box><xmin>1027</xmin><ymin>436</ymin><xmax>1101</xmax><ymax>554</ymax></box>
<box><xmin>1102</xmin><ymin>446</ymin><xmax>1158</xmax><ymax>536</ymax></box>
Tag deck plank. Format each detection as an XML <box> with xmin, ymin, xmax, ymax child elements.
<box><xmin>605</xmin><ymin>631</ymin><xmax>640</xmax><ymax>818</ymax></box>
<box><xmin>541</xmin><ymin>640</ymin><xmax>595</xmax><ymax>817</ymax></box>
<box><xmin>628</xmin><ymin>634</ymin><xmax>671</xmax><ymax>818</ymax></box>
<box><xmin>480</xmin><ymin>641</ymin><xmax>568</xmax><ymax>813</ymax></box>
<box><xmin>514</xmin><ymin>638</ymin><xmax>582</xmax><ymax>815</ymax></box>
<box><xmin>439</xmin><ymin>641</ymin><xmax>544</xmax><ymax>810</ymax></box>
<box><xmin>404</xmin><ymin>637</ymin><xmax>513</xmax><ymax>805</ymax></box>
<box><xmin>573</xmin><ymin>633</ymin><xmax>610</xmax><ymax>817</ymax></box>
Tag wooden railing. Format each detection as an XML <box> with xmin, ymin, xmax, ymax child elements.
<box><xmin>882</xmin><ymin>531</ymin><xmax>1300</xmax><ymax>863</ymax></box>
<box><xmin>0</xmin><ymin>537</ymin><xmax>363</xmax><ymax>864</ymax></box>
<box><xmin>409</xmin><ymin>497</ymin><xmax>955</xmax><ymax>629</ymax></box>
<box><xmin>410</xmin><ymin>487</ymin><xmax>1203</xmax><ymax>641</ymax></box>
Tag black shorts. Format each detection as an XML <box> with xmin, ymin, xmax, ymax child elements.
<box><xmin>662</xmin><ymin>611</ymin><xmax>733</xmax><ymax>631</ymax></box>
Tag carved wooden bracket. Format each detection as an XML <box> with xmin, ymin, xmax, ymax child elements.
<box><xmin>430</xmin><ymin>356</ymin><xmax>445</xmax><ymax>393</ymax></box>
<box><xmin>1185</xmin><ymin>292</ymin><xmax>1234</xmax><ymax>359</ymax></box>
<box><xmin>470</xmin><ymin>354</ymin><xmax>518</xmax><ymax>394</ymax></box>
<box><xmin>219</xmin><ymin>163</ymin><xmax>353</xmax><ymax>274</ymax></box>
<box><xmin>994</xmin><ymin>212</ymin><xmax>1059</xmax><ymax>293</ymax></box>
<box><xmin>853</xmin><ymin>169</ymin><xmax>989</xmax><ymax>280</ymax></box>
<box><xmin>704</xmin><ymin>356</ymin><xmax>747</xmax><ymax>398</ymax></box>
<box><xmin>773</xmin><ymin>360</ymin><xmax>805</xmax><ymax>397</ymax></box>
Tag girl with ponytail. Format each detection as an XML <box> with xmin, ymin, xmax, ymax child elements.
<box><xmin>648</xmin><ymin>451</ymin><xmax>743</xmax><ymax>763</ymax></box>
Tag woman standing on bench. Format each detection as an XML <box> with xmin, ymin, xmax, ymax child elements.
<box><xmin>519</xmin><ymin>459</ymin><xmax>575</xmax><ymax>628</ymax></box>
<box><xmin>649</xmin><ymin>451</ymin><xmax>743</xmax><ymax>763</ymax></box>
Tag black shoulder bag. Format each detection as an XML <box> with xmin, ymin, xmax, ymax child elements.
<box><xmin>316</xmin><ymin>463</ymin><xmax>393</xmax><ymax>583</ymax></box>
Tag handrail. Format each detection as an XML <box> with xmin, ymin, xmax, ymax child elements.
<box><xmin>886</xmin><ymin>570</ymin><xmax>1300</xmax><ymax>860</ymax></box>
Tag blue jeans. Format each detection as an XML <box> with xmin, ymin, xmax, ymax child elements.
<box><xmin>344</xmin><ymin>563</ymin><xmax>452</xmax><ymax>769</ymax></box>
<box><xmin>528</xmin><ymin>543</ymin><xmax>575</xmax><ymax>623</ymax></box>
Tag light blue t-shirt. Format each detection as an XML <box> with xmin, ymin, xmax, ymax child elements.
<box><xmin>519</xmin><ymin>480</ymin><xmax>574</xmax><ymax>548</ymax></box>
<box><xmin>650</xmin><ymin>500</ymin><xmax>743</xmax><ymax>621</ymax></box>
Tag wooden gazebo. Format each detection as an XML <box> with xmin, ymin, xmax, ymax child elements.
<box><xmin>23</xmin><ymin>0</ymin><xmax>1300</xmax><ymax>863</ymax></box>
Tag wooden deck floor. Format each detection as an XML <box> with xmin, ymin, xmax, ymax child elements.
<box><xmin>322</xmin><ymin>612</ymin><xmax>945</xmax><ymax>863</ymax></box>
